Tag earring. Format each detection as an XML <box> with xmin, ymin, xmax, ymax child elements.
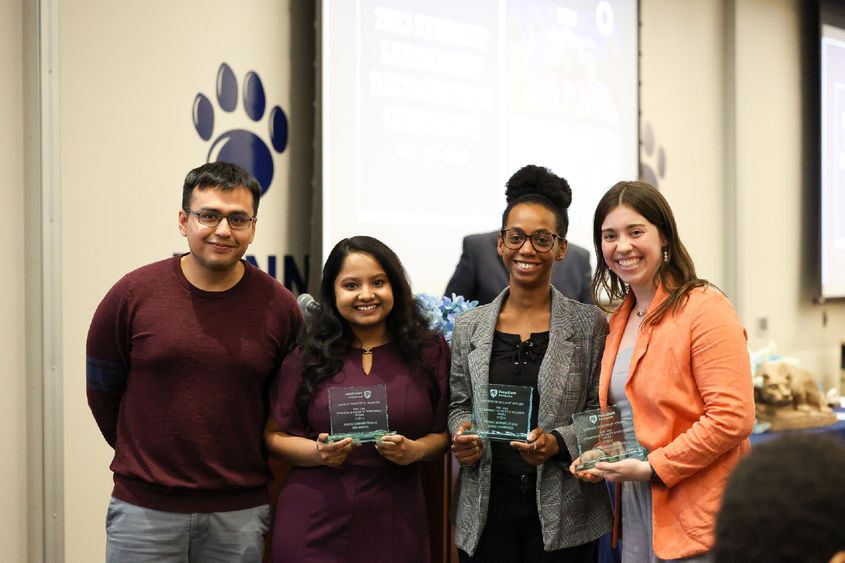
<box><xmin>663</xmin><ymin>248</ymin><xmax>670</xmax><ymax>263</ymax></box>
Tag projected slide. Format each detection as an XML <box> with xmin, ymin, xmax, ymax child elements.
<box><xmin>322</xmin><ymin>0</ymin><xmax>638</xmax><ymax>294</ymax></box>
<box><xmin>822</xmin><ymin>24</ymin><xmax>845</xmax><ymax>299</ymax></box>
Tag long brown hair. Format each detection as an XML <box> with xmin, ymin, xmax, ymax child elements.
<box><xmin>591</xmin><ymin>181</ymin><xmax>709</xmax><ymax>325</ymax></box>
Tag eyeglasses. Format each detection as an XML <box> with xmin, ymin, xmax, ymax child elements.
<box><xmin>184</xmin><ymin>209</ymin><xmax>256</xmax><ymax>230</ymax></box>
<box><xmin>500</xmin><ymin>228</ymin><xmax>562</xmax><ymax>252</ymax></box>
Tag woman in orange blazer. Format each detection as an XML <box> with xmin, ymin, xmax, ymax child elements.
<box><xmin>570</xmin><ymin>181</ymin><xmax>755</xmax><ymax>562</ymax></box>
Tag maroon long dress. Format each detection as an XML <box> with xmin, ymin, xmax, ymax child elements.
<box><xmin>268</xmin><ymin>337</ymin><xmax>450</xmax><ymax>563</ymax></box>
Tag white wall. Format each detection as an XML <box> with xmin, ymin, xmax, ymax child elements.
<box><xmin>733</xmin><ymin>0</ymin><xmax>845</xmax><ymax>388</ymax></box>
<box><xmin>640</xmin><ymin>0</ymin><xmax>845</xmax><ymax>390</ymax></box>
<box><xmin>640</xmin><ymin>0</ymin><xmax>728</xmax><ymax>288</ymax></box>
<box><xmin>0</xmin><ymin>0</ymin><xmax>30</xmax><ymax>561</ymax></box>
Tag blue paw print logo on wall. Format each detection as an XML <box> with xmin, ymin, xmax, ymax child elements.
<box><xmin>192</xmin><ymin>63</ymin><xmax>288</xmax><ymax>195</ymax></box>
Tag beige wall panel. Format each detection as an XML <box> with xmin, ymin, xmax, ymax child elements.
<box><xmin>60</xmin><ymin>2</ymin><xmax>305</xmax><ymax>560</ymax></box>
<box><xmin>0</xmin><ymin>0</ymin><xmax>29</xmax><ymax>560</ymax></box>
<box><xmin>640</xmin><ymin>0</ymin><xmax>727</xmax><ymax>288</ymax></box>
<box><xmin>735</xmin><ymin>0</ymin><xmax>845</xmax><ymax>388</ymax></box>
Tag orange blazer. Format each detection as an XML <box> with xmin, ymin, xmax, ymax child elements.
<box><xmin>599</xmin><ymin>285</ymin><xmax>755</xmax><ymax>559</ymax></box>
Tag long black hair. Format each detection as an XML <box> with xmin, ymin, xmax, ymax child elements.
<box><xmin>295</xmin><ymin>236</ymin><xmax>435</xmax><ymax>421</ymax></box>
<box><xmin>591</xmin><ymin>181</ymin><xmax>709</xmax><ymax>325</ymax></box>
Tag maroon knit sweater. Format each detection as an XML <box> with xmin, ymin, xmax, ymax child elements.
<box><xmin>86</xmin><ymin>256</ymin><xmax>302</xmax><ymax>512</ymax></box>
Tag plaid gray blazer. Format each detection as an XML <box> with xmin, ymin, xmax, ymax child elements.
<box><xmin>447</xmin><ymin>287</ymin><xmax>613</xmax><ymax>556</ymax></box>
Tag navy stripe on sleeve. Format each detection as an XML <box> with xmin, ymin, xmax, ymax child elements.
<box><xmin>86</xmin><ymin>356</ymin><xmax>128</xmax><ymax>393</ymax></box>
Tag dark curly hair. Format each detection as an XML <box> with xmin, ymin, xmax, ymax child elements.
<box><xmin>591</xmin><ymin>181</ymin><xmax>708</xmax><ymax>325</ymax></box>
<box><xmin>295</xmin><ymin>236</ymin><xmax>436</xmax><ymax>422</ymax></box>
<box><xmin>713</xmin><ymin>434</ymin><xmax>845</xmax><ymax>563</ymax></box>
<box><xmin>501</xmin><ymin>164</ymin><xmax>572</xmax><ymax>236</ymax></box>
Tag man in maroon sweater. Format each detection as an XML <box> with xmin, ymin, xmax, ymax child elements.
<box><xmin>87</xmin><ymin>162</ymin><xmax>302</xmax><ymax>562</ymax></box>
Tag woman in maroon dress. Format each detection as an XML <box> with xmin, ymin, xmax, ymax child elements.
<box><xmin>264</xmin><ymin>235</ymin><xmax>451</xmax><ymax>562</ymax></box>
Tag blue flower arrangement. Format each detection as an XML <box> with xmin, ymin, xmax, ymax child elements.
<box><xmin>416</xmin><ymin>293</ymin><xmax>478</xmax><ymax>342</ymax></box>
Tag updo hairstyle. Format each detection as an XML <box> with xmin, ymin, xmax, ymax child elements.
<box><xmin>501</xmin><ymin>164</ymin><xmax>572</xmax><ymax>237</ymax></box>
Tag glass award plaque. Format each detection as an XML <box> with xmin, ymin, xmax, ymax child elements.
<box><xmin>327</xmin><ymin>384</ymin><xmax>395</xmax><ymax>443</ymax></box>
<box><xmin>572</xmin><ymin>404</ymin><xmax>647</xmax><ymax>471</ymax></box>
<box><xmin>465</xmin><ymin>383</ymin><xmax>533</xmax><ymax>442</ymax></box>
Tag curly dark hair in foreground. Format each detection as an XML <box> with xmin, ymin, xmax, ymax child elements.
<box><xmin>713</xmin><ymin>433</ymin><xmax>845</xmax><ymax>563</ymax></box>
<box><xmin>501</xmin><ymin>164</ymin><xmax>572</xmax><ymax>236</ymax></box>
<box><xmin>591</xmin><ymin>181</ymin><xmax>708</xmax><ymax>325</ymax></box>
<box><xmin>295</xmin><ymin>236</ymin><xmax>436</xmax><ymax>423</ymax></box>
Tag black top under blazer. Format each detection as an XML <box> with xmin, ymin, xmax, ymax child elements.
<box><xmin>448</xmin><ymin>287</ymin><xmax>613</xmax><ymax>556</ymax></box>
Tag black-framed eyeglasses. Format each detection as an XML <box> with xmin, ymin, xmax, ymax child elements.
<box><xmin>500</xmin><ymin>228</ymin><xmax>562</xmax><ymax>252</ymax></box>
<box><xmin>184</xmin><ymin>209</ymin><xmax>256</xmax><ymax>230</ymax></box>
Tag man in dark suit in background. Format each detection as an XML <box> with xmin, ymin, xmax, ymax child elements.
<box><xmin>445</xmin><ymin>230</ymin><xmax>594</xmax><ymax>305</ymax></box>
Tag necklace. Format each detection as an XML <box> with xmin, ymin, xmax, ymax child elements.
<box><xmin>357</xmin><ymin>337</ymin><xmax>388</xmax><ymax>356</ymax></box>
<box><xmin>635</xmin><ymin>310</ymin><xmax>646</xmax><ymax>318</ymax></box>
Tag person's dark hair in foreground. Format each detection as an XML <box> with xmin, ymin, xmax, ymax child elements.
<box><xmin>713</xmin><ymin>433</ymin><xmax>845</xmax><ymax>563</ymax></box>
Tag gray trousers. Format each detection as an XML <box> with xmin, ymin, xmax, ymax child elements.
<box><xmin>105</xmin><ymin>497</ymin><xmax>271</xmax><ymax>563</ymax></box>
